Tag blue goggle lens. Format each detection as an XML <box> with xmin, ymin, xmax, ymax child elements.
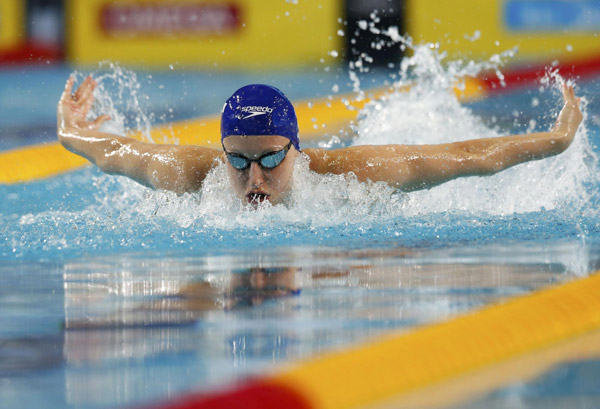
<box><xmin>225</xmin><ymin>142</ymin><xmax>291</xmax><ymax>171</ymax></box>
<box><xmin>227</xmin><ymin>155</ymin><xmax>251</xmax><ymax>170</ymax></box>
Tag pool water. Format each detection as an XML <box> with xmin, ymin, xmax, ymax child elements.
<box><xmin>2</xmin><ymin>244</ymin><xmax>598</xmax><ymax>409</ymax></box>
<box><xmin>2</xmin><ymin>43</ymin><xmax>600</xmax><ymax>408</ymax></box>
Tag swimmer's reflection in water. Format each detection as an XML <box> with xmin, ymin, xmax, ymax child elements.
<box><xmin>60</xmin><ymin>267</ymin><xmax>303</xmax><ymax>404</ymax></box>
<box><xmin>63</xmin><ymin>267</ymin><xmax>300</xmax><ymax>329</ymax></box>
<box><xmin>178</xmin><ymin>267</ymin><xmax>300</xmax><ymax>311</ymax></box>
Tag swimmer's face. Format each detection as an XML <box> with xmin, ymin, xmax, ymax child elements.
<box><xmin>222</xmin><ymin>135</ymin><xmax>298</xmax><ymax>206</ymax></box>
<box><xmin>228</xmin><ymin>267</ymin><xmax>298</xmax><ymax>306</ymax></box>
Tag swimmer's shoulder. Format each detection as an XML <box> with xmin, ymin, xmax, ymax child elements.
<box><xmin>183</xmin><ymin>145</ymin><xmax>224</xmax><ymax>176</ymax></box>
<box><xmin>301</xmin><ymin>148</ymin><xmax>330</xmax><ymax>174</ymax></box>
<box><xmin>152</xmin><ymin>145</ymin><xmax>223</xmax><ymax>193</ymax></box>
<box><xmin>302</xmin><ymin>147</ymin><xmax>361</xmax><ymax>174</ymax></box>
<box><xmin>301</xmin><ymin>145</ymin><xmax>406</xmax><ymax>176</ymax></box>
<box><xmin>182</xmin><ymin>145</ymin><xmax>224</xmax><ymax>162</ymax></box>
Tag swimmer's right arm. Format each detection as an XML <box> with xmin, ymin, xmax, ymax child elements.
<box><xmin>305</xmin><ymin>84</ymin><xmax>583</xmax><ymax>191</ymax></box>
<box><xmin>57</xmin><ymin>76</ymin><xmax>222</xmax><ymax>194</ymax></box>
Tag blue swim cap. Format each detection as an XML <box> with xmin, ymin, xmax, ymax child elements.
<box><xmin>221</xmin><ymin>84</ymin><xmax>300</xmax><ymax>150</ymax></box>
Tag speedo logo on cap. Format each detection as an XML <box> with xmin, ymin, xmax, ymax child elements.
<box><xmin>240</xmin><ymin>105</ymin><xmax>274</xmax><ymax>119</ymax></box>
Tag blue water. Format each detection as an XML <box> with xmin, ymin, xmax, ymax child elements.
<box><xmin>1</xmin><ymin>60</ymin><xmax>600</xmax><ymax>408</ymax></box>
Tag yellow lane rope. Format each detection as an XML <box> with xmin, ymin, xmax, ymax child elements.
<box><xmin>266</xmin><ymin>271</ymin><xmax>600</xmax><ymax>409</ymax></box>
<box><xmin>0</xmin><ymin>77</ymin><xmax>485</xmax><ymax>184</ymax></box>
<box><xmin>394</xmin><ymin>327</ymin><xmax>600</xmax><ymax>408</ymax></box>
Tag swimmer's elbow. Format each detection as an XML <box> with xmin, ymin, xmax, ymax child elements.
<box><xmin>95</xmin><ymin>140</ymin><xmax>151</xmax><ymax>181</ymax></box>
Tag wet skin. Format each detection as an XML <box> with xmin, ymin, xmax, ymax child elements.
<box><xmin>57</xmin><ymin>76</ymin><xmax>583</xmax><ymax>200</ymax></box>
<box><xmin>222</xmin><ymin>135</ymin><xmax>299</xmax><ymax>206</ymax></box>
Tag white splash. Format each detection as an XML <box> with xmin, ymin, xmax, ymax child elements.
<box><xmin>77</xmin><ymin>61</ymin><xmax>155</xmax><ymax>142</ymax></box>
<box><xmin>351</xmin><ymin>42</ymin><xmax>597</xmax><ymax>216</ymax></box>
<box><xmin>118</xmin><ymin>156</ymin><xmax>406</xmax><ymax>230</ymax></box>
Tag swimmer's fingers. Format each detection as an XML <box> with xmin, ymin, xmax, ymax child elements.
<box><xmin>561</xmin><ymin>83</ymin><xmax>572</xmax><ymax>102</ymax></box>
<box><xmin>60</xmin><ymin>76</ymin><xmax>92</xmax><ymax>113</ymax></box>
<box><xmin>90</xmin><ymin>114</ymin><xmax>111</xmax><ymax>130</ymax></box>
<box><xmin>73</xmin><ymin>78</ymin><xmax>101</xmax><ymax>122</ymax></box>
<box><xmin>77</xmin><ymin>88</ymin><xmax>95</xmax><ymax>116</ymax></box>
<box><xmin>74</xmin><ymin>76</ymin><xmax>96</xmax><ymax>110</ymax></box>
<box><xmin>58</xmin><ymin>76</ymin><xmax>80</xmax><ymax>128</ymax></box>
<box><xmin>73</xmin><ymin>75</ymin><xmax>92</xmax><ymax>102</ymax></box>
<box><xmin>60</xmin><ymin>75</ymin><xmax>75</xmax><ymax>103</ymax></box>
<box><xmin>562</xmin><ymin>83</ymin><xmax>581</xmax><ymax>106</ymax></box>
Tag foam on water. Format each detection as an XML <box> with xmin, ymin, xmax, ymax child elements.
<box><xmin>179</xmin><ymin>157</ymin><xmax>404</xmax><ymax>229</ymax></box>
<box><xmin>86</xmin><ymin>156</ymin><xmax>405</xmax><ymax>231</ymax></box>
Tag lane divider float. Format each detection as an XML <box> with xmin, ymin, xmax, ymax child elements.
<box><xmin>142</xmin><ymin>271</ymin><xmax>600</xmax><ymax>409</ymax></box>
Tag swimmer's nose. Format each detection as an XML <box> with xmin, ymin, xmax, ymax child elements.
<box><xmin>248</xmin><ymin>161</ymin><xmax>265</xmax><ymax>188</ymax></box>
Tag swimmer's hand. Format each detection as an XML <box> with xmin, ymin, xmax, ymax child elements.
<box><xmin>551</xmin><ymin>83</ymin><xmax>583</xmax><ymax>150</ymax></box>
<box><xmin>57</xmin><ymin>75</ymin><xmax>111</xmax><ymax>136</ymax></box>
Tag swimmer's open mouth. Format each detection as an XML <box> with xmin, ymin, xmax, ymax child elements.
<box><xmin>247</xmin><ymin>192</ymin><xmax>270</xmax><ymax>205</ymax></box>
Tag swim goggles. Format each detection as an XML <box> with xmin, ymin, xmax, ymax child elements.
<box><xmin>223</xmin><ymin>141</ymin><xmax>293</xmax><ymax>171</ymax></box>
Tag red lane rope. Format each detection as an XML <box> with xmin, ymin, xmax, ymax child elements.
<box><xmin>140</xmin><ymin>380</ymin><xmax>311</xmax><ymax>409</ymax></box>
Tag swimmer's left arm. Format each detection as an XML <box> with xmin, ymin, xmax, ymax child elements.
<box><xmin>305</xmin><ymin>84</ymin><xmax>582</xmax><ymax>191</ymax></box>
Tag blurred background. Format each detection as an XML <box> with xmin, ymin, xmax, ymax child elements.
<box><xmin>1</xmin><ymin>0</ymin><xmax>600</xmax><ymax>150</ymax></box>
<box><xmin>3</xmin><ymin>0</ymin><xmax>599</xmax><ymax>68</ymax></box>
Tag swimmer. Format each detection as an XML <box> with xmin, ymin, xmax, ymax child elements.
<box><xmin>57</xmin><ymin>76</ymin><xmax>583</xmax><ymax>205</ymax></box>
